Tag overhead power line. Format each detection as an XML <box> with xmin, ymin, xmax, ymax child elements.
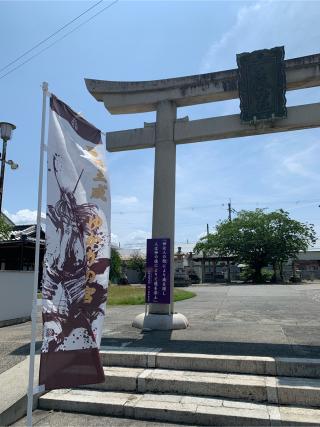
<box><xmin>111</xmin><ymin>198</ymin><xmax>320</xmax><ymax>216</ymax></box>
<box><xmin>0</xmin><ymin>0</ymin><xmax>104</xmax><ymax>74</ymax></box>
<box><xmin>0</xmin><ymin>0</ymin><xmax>119</xmax><ymax>81</ymax></box>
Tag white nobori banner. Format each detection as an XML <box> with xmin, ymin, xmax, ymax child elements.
<box><xmin>39</xmin><ymin>95</ymin><xmax>110</xmax><ymax>389</ymax></box>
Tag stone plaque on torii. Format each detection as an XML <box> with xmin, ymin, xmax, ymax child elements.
<box><xmin>85</xmin><ymin>47</ymin><xmax>320</xmax><ymax>331</ymax></box>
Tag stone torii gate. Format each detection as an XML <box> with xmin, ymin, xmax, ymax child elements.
<box><xmin>85</xmin><ymin>49</ymin><xmax>320</xmax><ymax>330</ymax></box>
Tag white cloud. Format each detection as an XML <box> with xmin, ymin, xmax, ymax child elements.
<box><xmin>122</xmin><ymin>229</ymin><xmax>151</xmax><ymax>247</ymax></box>
<box><xmin>4</xmin><ymin>209</ymin><xmax>46</xmax><ymax>225</ymax></box>
<box><xmin>260</xmin><ymin>133</ymin><xmax>320</xmax><ymax>197</ymax></box>
<box><xmin>111</xmin><ymin>232</ymin><xmax>119</xmax><ymax>245</ymax></box>
<box><xmin>281</xmin><ymin>143</ymin><xmax>320</xmax><ymax>182</ymax></box>
<box><xmin>113</xmin><ymin>195</ymin><xmax>139</xmax><ymax>205</ymax></box>
<box><xmin>201</xmin><ymin>1</ymin><xmax>320</xmax><ymax>73</ymax></box>
<box><xmin>197</xmin><ymin>231</ymin><xmax>207</xmax><ymax>240</ymax></box>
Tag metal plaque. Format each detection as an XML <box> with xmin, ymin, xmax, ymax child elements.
<box><xmin>146</xmin><ymin>238</ymin><xmax>170</xmax><ymax>304</ymax></box>
<box><xmin>237</xmin><ymin>46</ymin><xmax>287</xmax><ymax>123</ymax></box>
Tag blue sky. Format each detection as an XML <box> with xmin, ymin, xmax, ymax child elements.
<box><xmin>1</xmin><ymin>0</ymin><xmax>320</xmax><ymax>249</ymax></box>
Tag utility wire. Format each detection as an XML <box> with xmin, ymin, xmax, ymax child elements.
<box><xmin>0</xmin><ymin>0</ymin><xmax>104</xmax><ymax>74</ymax></box>
<box><xmin>0</xmin><ymin>0</ymin><xmax>119</xmax><ymax>81</ymax></box>
<box><xmin>111</xmin><ymin>199</ymin><xmax>320</xmax><ymax>216</ymax></box>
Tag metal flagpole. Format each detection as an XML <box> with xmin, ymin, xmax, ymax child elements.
<box><xmin>26</xmin><ymin>81</ymin><xmax>48</xmax><ymax>427</ymax></box>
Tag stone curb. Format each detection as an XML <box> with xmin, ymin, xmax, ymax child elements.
<box><xmin>0</xmin><ymin>355</ymin><xmax>40</xmax><ymax>426</ymax></box>
<box><xmin>96</xmin><ymin>365</ymin><xmax>320</xmax><ymax>408</ymax></box>
<box><xmin>100</xmin><ymin>349</ymin><xmax>320</xmax><ymax>378</ymax></box>
<box><xmin>39</xmin><ymin>389</ymin><xmax>320</xmax><ymax>426</ymax></box>
<box><xmin>0</xmin><ymin>316</ymin><xmax>31</xmax><ymax>328</ymax></box>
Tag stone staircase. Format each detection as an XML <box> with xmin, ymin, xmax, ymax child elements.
<box><xmin>39</xmin><ymin>348</ymin><xmax>320</xmax><ymax>425</ymax></box>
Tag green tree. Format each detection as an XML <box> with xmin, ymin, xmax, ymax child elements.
<box><xmin>127</xmin><ymin>251</ymin><xmax>145</xmax><ymax>282</ymax></box>
<box><xmin>0</xmin><ymin>216</ymin><xmax>12</xmax><ymax>240</ymax></box>
<box><xmin>266</xmin><ymin>210</ymin><xmax>316</xmax><ymax>281</ymax></box>
<box><xmin>194</xmin><ymin>209</ymin><xmax>316</xmax><ymax>283</ymax></box>
<box><xmin>110</xmin><ymin>248</ymin><xmax>122</xmax><ymax>283</ymax></box>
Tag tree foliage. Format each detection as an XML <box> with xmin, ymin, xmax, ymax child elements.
<box><xmin>127</xmin><ymin>251</ymin><xmax>145</xmax><ymax>282</ymax></box>
<box><xmin>194</xmin><ymin>209</ymin><xmax>316</xmax><ymax>283</ymax></box>
<box><xmin>0</xmin><ymin>216</ymin><xmax>12</xmax><ymax>240</ymax></box>
<box><xmin>110</xmin><ymin>248</ymin><xmax>122</xmax><ymax>283</ymax></box>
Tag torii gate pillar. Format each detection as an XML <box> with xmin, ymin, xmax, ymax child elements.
<box><xmin>132</xmin><ymin>100</ymin><xmax>189</xmax><ymax>329</ymax></box>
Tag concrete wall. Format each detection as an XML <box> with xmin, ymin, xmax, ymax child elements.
<box><xmin>300</xmin><ymin>270</ymin><xmax>320</xmax><ymax>280</ymax></box>
<box><xmin>0</xmin><ymin>271</ymin><xmax>34</xmax><ymax>323</ymax></box>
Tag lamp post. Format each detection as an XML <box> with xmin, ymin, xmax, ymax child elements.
<box><xmin>0</xmin><ymin>122</ymin><xmax>18</xmax><ymax>213</ymax></box>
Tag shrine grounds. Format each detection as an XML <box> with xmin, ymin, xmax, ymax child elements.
<box><xmin>101</xmin><ymin>282</ymin><xmax>320</xmax><ymax>359</ymax></box>
<box><xmin>2</xmin><ymin>281</ymin><xmax>320</xmax><ymax>376</ymax></box>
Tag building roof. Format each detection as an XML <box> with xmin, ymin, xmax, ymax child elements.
<box><xmin>175</xmin><ymin>243</ymin><xmax>196</xmax><ymax>254</ymax></box>
<box><xmin>10</xmin><ymin>224</ymin><xmax>44</xmax><ymax>239</ymax></box>
<box><xmin>116</xmin><ymin>247</ymin><xmax>145</xmax><ymax>261</ymax></box>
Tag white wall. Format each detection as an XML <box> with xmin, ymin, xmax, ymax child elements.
<box><xmin>0</xmin><ymin>271</ymin><xmax>34</xmax><ymax>322</ymax></box>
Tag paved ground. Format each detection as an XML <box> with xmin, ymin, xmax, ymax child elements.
<box><xmin>4</xmin><ymin>282</ymin><xmax>320</xmax><ymax>426</ymax></box>
<box><xmin>2</xmin><ymin>282</ymin><xmax>320</xmax><ymax>377</ymax></box>
<box><xmin>106</xmin><ymin>282</ymin><xmax>320</xmax><ymax>358</ymax></box>
<box><xmin>101</xmin><ymin>282</ymin><xmax>320</xmax><ymax>359</ymax></box>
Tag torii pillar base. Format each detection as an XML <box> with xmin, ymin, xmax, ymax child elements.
<box><xmin>132</xmin><ymin>313</ymin><xmax>189</xmax><ymax>331</ymax></box>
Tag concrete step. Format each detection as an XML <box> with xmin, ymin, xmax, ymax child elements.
<box><xmin>39</xmin><ymin>389</ymin><xmax>320</xmax><ymax>426</ymax></box>
<box><xmin>86</xmin><ymin>366</ymin><xmax>320</xmax><ymax>408</ymax></box>
<box><xmin>100</xmin><ymin>349</ymin><xmax>320</xmax><ymax>378</ymax></box>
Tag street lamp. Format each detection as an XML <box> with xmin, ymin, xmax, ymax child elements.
<box><xmin>0</xmin><ymin>122</ymin><xmax>18</xmax><ymax>213</ymax></box>
<box><xmin>0</xmin><ymin>122</ymin><xmax>16</xmax><ymax>141</ymax></box>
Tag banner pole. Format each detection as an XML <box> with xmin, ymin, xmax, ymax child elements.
<box><xmin>26</xmin><ymin>81</ymin><xmax>48</xmax><ymax>427</ymax></box>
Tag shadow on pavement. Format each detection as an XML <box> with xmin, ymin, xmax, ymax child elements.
<box><xmin>100</xmin><ymin>334</ymin><xmax>320</xmax><ymax>359</ymax></box>
<box><xmin>10</xmin><ymin>341</ymin><xmax>42</xmax><ymax>356</ymax></box>
<box><xmin>10</xmin><ymin>334</ymin><xmax>320</xmax><ymax>360</ymax></box>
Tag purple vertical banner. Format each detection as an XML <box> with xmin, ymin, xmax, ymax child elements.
<box><xmin>146</xmin><ymin>238</ymin><xmax>170</xmax><ymax>304</ymax></box>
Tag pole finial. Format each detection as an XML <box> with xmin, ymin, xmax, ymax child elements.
<box><xmin>42</xmin><ymin>81</ymin><xmax>49</xmax><ymax>92</ymax></box>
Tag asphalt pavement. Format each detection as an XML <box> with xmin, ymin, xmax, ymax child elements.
<box><xmin>2</xmin><ymin>283</ymin><xmax>320</xmax><ymax>377</ymax></box>
<box><xmin>100</xmin><ymin>282</ymin><xmax>320</xmax><ymax>358</ymax></box>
